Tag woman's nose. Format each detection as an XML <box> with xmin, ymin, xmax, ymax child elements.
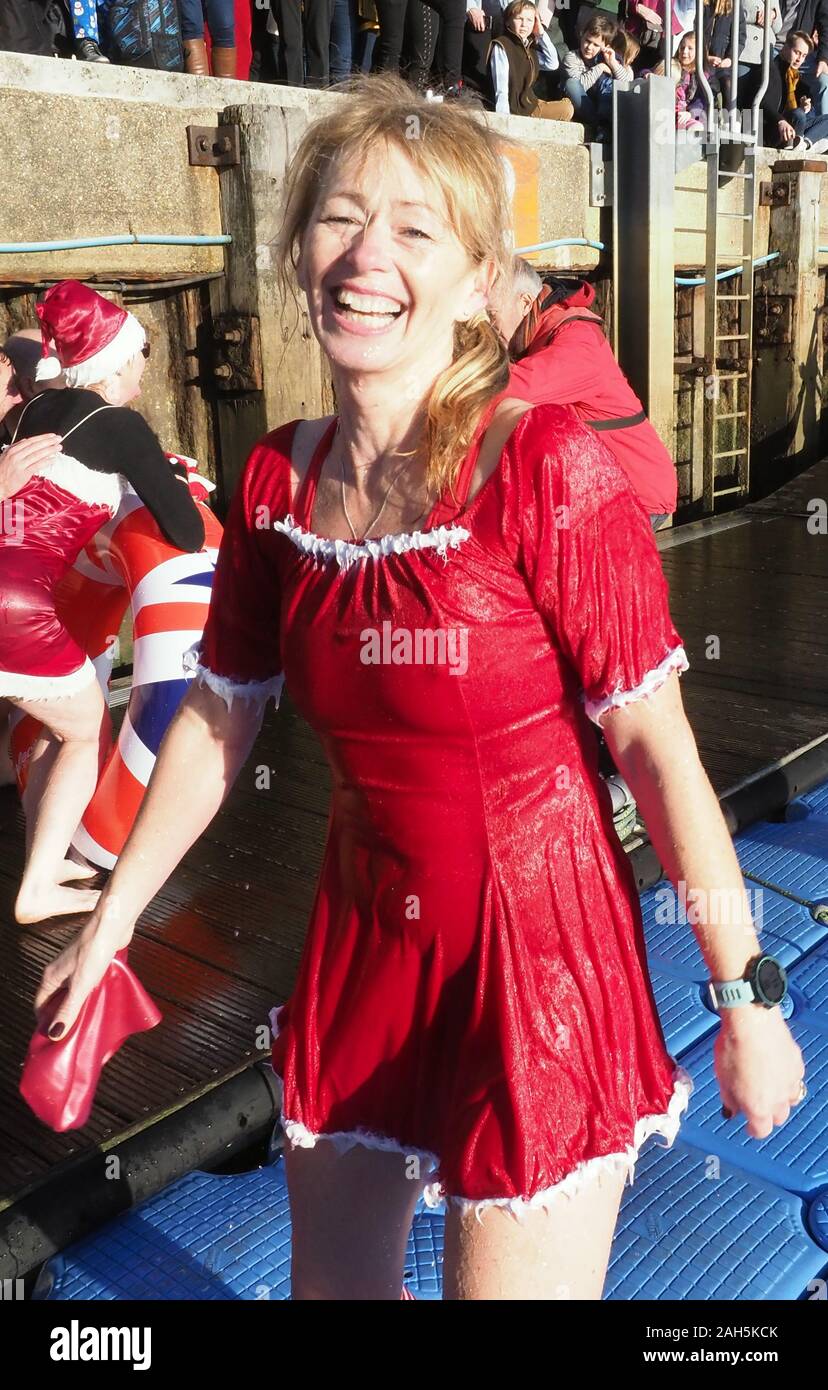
<box><xmin>345</xmin><ymin>217</ymin><xmax>394</xmax><ymax>269</ymax></box>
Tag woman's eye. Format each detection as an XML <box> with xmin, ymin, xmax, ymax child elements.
<box><xmin>401</xmin><ymin>227</ymin><xmax>431</xmax><ymax>241</ymax></box>
<box><xmin>324</xmin><ymin>215</ymin><xmax>359</xmax><ymax>226</ymax></box>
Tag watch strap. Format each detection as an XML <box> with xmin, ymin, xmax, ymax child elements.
<box><xmin>708</xmin><ymin>976</ymin><xmax>756</xmax><ymax>1009</ymax></box>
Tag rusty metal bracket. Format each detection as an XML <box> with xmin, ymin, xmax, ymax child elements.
<box><xmin>754</xmin><ymin>293</ymin><xmax>793</xmax><ymax>347</ymax></box>
<box><xmin>211</xmin><ymin>312</ymin><xmax>263</xmax><ymax>392</ymax></box>
<box><xmin>759</xmin><ymin>180</ymin><xmax>793</xmax><ymax>208</ymax></box>
<box><xmin>187</xmin><ymin>124</ymin><xmax>241</xmax><ymax>168</ymax></box>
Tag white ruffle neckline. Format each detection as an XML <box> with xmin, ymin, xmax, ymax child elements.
<box><xmin>273</xmin><ymin>513</ymin><xmax>471</xmax><ymax>572</ymax></box>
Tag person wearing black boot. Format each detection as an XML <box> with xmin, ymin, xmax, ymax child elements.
<box><xmin>403</xmin><ymin>0</ymin><xmax>466</xmax><ymax>90</ymax></box>
<box><xmin>70</xmin><ymin>1</ymin><xmax>110</xmax><ymax>60</ymax></box>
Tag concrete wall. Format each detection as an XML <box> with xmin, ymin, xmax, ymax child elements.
<box><xmin>0</xmin><ymin>52</ymin><xmax>601</xmax><ymax>281</ymax></box>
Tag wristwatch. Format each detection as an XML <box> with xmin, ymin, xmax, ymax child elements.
<box><xmin>708</xmin><ymin>954</ymin><xmax>789</xmax><ymax>1011</ymax></box>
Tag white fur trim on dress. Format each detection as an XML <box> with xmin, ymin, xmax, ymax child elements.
<box><xmin>0</xmin><ymin>655</ymin><xmax>97</xmax><ymax>701</ymax></box>
<box><xmin>280</xmin><ymin>1118</ymin><xmax>442</xmax><ymax>1176</ymax></box>
<box><xmin>34</xmin><ymin>453</ymin><xmax>124</xmax><ymax>514</ymax></box>
<box><xmin>272</xmin><ymin>1062</ymin><xmax>693</xmax><ymax>1221</ymax></box>
<box><xmin>182</xmin><ymin>645</ymin><xmax>284</xmax><ymax>714</ymax></box>
<box><xmin>441</xmin><ymin>1066</ymin><xmax>694</xmax><ymax>1221</ymax></box>
<box><xmin>583</xmin><ymin>645</ymin><xmax>689</xmax><ymax>727</ymax></box>
<box><xmin>273</xmin><ymin>513</ymin><xmax>471</xmax><ymax>572</ymax></box>
<box><xmin>61</xmin><ymin>312</ymin><xmax>146</xmax><ymax>389</ymax></box>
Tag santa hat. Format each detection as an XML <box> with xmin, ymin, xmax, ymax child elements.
<box><xmin>35</xmin><ymin>281</ymin><xmax>146</xmax><ymax>388</ymax></box>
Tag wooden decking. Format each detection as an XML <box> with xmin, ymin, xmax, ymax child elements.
<box><xmin>1</xmin><ymin>459</ymin><xmax>827</xmax><ymax>1211</ymax></box>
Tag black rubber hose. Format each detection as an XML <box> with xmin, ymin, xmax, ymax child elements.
<box><xmin>629</xmin><ymin>737</ymin><xmax>828</xmax><ymax>894</ymax></box>
<box><xmin>0</xmin><ymin>1061</ymin><xmax>281</xmax><ymax>1281</ymax></box>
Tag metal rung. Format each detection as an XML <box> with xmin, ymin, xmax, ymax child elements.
<box><xmin>713</xmin><ymin>486</ymin><xmax>746</xmax><ymax>497</ymax></box>
<box><xmin>717</xmin><ymin>171</ymin><xmax>754</xmax><ymax>180</ymax></box>
<box><xmin>715</xmin><ymin>333</ymin><xmax>750</xmax><ymax>341</ymax></box>
<box><xmin>718</xmin><ymin>212</ymin><xmax>752</xmax><ymax>220</ymax></box>
<box><xmin>716</xmin><ymin>294</ymin><xmax>751</xmax><ymax>301</ymax></box>
<box><xmin>715</xmin><ymin>371</ymin><xmax>749</xmax><ymax>380</ymax></box>
<box><xmin>712</xmin><ymin>449</ymin><xmax>748</xmax><ymax>460</ymax></box>
<box><xmin>714</xmin><ymin>410</ymin><xmax>748</xmax><ymax>421</ymax></box>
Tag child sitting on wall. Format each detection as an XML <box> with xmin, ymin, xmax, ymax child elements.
<box><xmin>487</xmin><ymin>0</ymin><xmax>573</xmax><ymax>120</ymax></box>
<box><xmin>645</xmin><ymin>31</ymin><xmax>713</xmax><ymax>132</ymax></box>
<box><xmin>562</xmin><ymin>13</ymin><xmax>634</xmax><ymax>139</ymax></box>
<box><xmin>674</xmin><ymin>31</ymin><xmax>707</xmax><ymax>130</ymax></box>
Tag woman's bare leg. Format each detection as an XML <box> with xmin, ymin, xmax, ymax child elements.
<box><xmin>11</xmin><ymin>679</ymin><xmax>107</xmax><ymax>923</ymax></box>
<box><xmin>284</xmin><ymin>1138</ymin><xmax>428</xmax><ymax>1300</ymax></box>
<box><xmin>22</xmin><ymin>731</ymin><xmax>99</xmax><ymax>881</ymax></box>
<box><xmin>442</xmin><ymin>1163</ymin><xmax>628</xmax><ymax>1301</ymax></box>
<box><xmin>22</xmin><ymin>731</ymin><xmax>58</xmax><ymax>851</ymax></box>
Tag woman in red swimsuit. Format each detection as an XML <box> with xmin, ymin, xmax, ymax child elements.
<box><xmin>1</xmin><ymin>284</ymin><xmax>203</xmax><ymax>925</ymax></box>
<box><xmin>37</xmin><ymin>77</ymin><xmax>804</xmax><ymax>1299</ymax></box>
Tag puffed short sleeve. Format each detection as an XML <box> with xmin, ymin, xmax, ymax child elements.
<box><xmin>517</xmin><ymin>404</ymin><xmax>688</xmax><ymax>726</ymax></box>
<box><xmin>184</xmin><ymin>436</ymin><xmax>287</xmax><ymax>713</ymax></box>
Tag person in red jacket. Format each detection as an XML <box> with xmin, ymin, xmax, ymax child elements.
<box><xmin>490</xmin><ymin>259</ymin><xmax>678</xmax><ymax>529</ymax></box>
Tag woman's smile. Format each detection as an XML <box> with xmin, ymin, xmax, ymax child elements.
<box><xmin>327</xmin><ymin>281</ymin><xmax>408</xmax><ymax>336</ymax></box>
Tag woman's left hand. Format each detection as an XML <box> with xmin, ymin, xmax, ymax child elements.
<box><xmin>0</xmin><ymin>434</ymin><xmax>62</xmax><ymax>502</ymax></box>
<box><xmin>714</xmin><ymin>1007</ymin><xmax>805</xmax><ymax>1139</ymax></box>
<box><xmin>34</xmin><ymin>906</ymin><xmax>135</xmax><ymax>1038</ymax></box>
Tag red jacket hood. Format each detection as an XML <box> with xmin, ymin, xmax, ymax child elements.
<box><xmin>515</xmin><ymin>280</ymin><xmax>597</xmax><ymax>359</ymax></box>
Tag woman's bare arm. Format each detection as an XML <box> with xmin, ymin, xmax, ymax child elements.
<box><xmin>602</xmin><ymin>673</ymin><xmax>805</xmax><ymax>1138</ymax></box>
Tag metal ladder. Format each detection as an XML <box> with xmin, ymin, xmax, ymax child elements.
<box><xmin>701</xmin><ymin>135</ymin><xmax>757</xmax><ymax>513</ymax></box>
<box><xmin>693</xmin><ymin>0</ymin><xmax>773</xmax><ymax>513</ymax></box>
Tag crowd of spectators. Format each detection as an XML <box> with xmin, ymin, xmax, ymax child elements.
<box><xmin>2</xmin><ymin>0</ymin><xmax>827</xmax><ymax>146</ymax></box>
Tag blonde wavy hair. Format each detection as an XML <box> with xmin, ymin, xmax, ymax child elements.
<box><xmin>275</xmin><ymin>74</ymin><xmax>514</xmax><ymax>496</ymax></box>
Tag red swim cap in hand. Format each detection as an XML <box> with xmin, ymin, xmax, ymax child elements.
<box><xmin>19</xmin><ymin>951</ymin><xmax>162</xmax><ymax>1133</ymax></box>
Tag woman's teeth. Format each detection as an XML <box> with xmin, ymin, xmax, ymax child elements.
<box><xmin>333</xmin><ymin>289</ymin><xmax>403</xmax><ymax>322</ymax></box>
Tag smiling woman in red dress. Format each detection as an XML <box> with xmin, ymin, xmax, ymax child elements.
<box><xmin>37</xmin><ymin>75</ymin><xmax>804</xmax><ymax>1300</ymax></box>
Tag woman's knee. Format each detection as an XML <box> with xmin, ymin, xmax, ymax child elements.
<box><xmin>20</xmin><ymin>681</ymin><xmax>105</xmax><ymax>745</ymax></box>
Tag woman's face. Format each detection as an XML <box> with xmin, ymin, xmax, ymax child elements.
<box><xmin>109</xmin><ymin>350</ymin><xmax>146</xmax><ymax>406</ymax></box>
<box><xmin>0</xmin><ymin>351</ymin><xmax>22</xmax><ymax>423</ymax></box>
<box><xmin>298</xmin><ymin>143</ymin><xmax>492</xmax><ymax>383</ymax></box>
<box><xmin>508</xmin><ymin>7</ymin><xmax>536</xmax><ymax>40</ymax></box>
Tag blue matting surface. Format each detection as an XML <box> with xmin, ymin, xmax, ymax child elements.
<box><xmin>32</xmin><ymin>784</ymin><xmax>828</xmax><ymax>1301</ymax></box>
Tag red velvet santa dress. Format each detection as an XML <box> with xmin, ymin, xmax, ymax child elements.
<box><xmin>190</xmin><ymin>401</ymin><xmax>693</xmax><ymax>1215</ymax></box>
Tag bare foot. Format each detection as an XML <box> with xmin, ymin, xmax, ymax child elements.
<box><xmin>58</xmin><ymin>857</ymin><xmax>99</xmax><ymax>883</ymax></box>
<box><xmin>15</xmin><ymin>883</ymin><xmax>101</xmax><ymax>925</ymax></box>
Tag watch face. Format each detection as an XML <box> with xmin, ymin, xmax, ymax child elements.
<box><xmin>755</xmin><ymin>956</ymin><xmax>787</xmax><ymax>1005</ymax></box>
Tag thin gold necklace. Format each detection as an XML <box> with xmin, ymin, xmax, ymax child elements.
<box><xmin>336</xmin><ymin>425</ymin><xmax>424</xmax><ymax>542</ymax></box>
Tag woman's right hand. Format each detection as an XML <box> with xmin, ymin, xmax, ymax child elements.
<box><xmin>637</xmin><ymin>3</ymin><xmax>663</xmax><ymax>27</ymax></box>
<box><xmin>0</xmin><ymin>434</ymin><xmax>62</xmax><ymax>501</ymax></box>
<box><xmin>468</xmin><ymin>6</ymin><xmax>486</xmax><ymax>30</ymax></box>
<box><xmin>33</xmin><ymin>897</ymin><xmax>135</xmax><ymax>1040</ymax></box>
<box><xmin>714</xmin><ymin>1006</ymin><xmax>805</xmax><ymax>1139</ymax></box>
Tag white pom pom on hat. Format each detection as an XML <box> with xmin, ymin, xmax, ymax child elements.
<box><xmin>34</xmin><ymin>354</ymin><xmax>63</xmax><ymax>383</ymax></box>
